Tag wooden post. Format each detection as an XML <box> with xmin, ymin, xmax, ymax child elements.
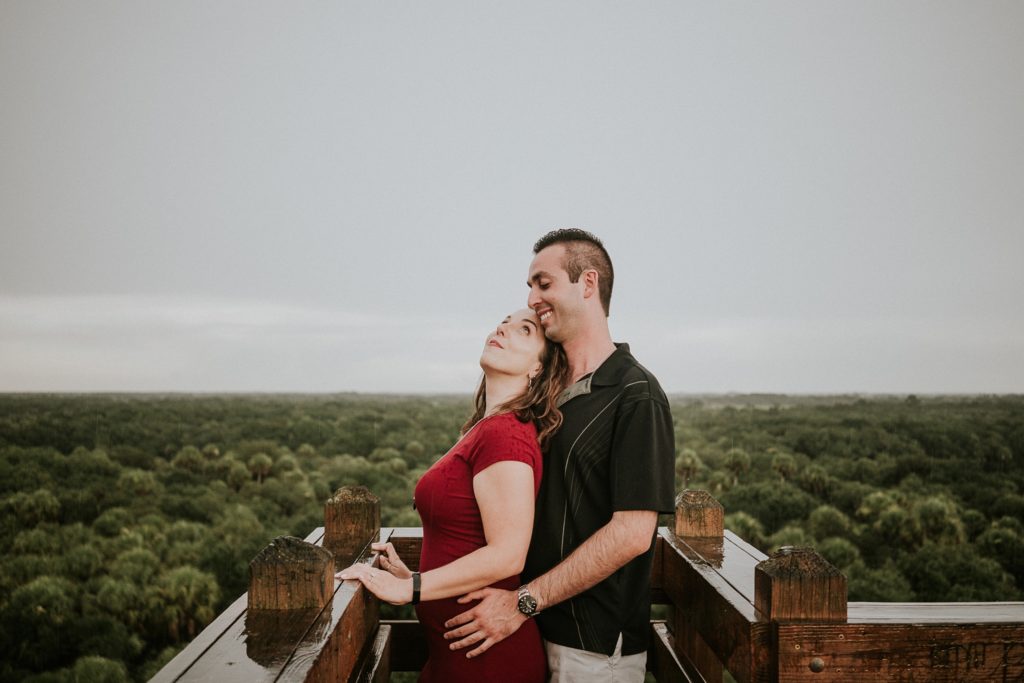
<box><xmin>754</xmin><ymin>546</ymin><xmax>847</xmax><ymax>622</ymax></box>
<box><xmin>671</xmin><ymin>491</ymin><xmax>726</xmax><ymax>682</ymax></box>
<box><xmin>674</xmin><ymin>489</ymin><xmax>724</xmax><ymax>538</ymax></box>
<box><xmin>324</xmin><ymin>485</ymin><xmax>381</xmax><ymax>566</ymax></box>
<box><xmin>248</xmin><ymin>536</ymin><xmax>334</xmax><ymax>611</ymax></box>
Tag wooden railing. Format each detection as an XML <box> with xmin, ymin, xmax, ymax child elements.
<box><xmin>152</xmin><ymin>487</ymin><xmax>1024</xmax><ymax>682</ymax></box>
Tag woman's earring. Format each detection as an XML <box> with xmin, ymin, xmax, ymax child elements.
<box><xmin>528</xmin><ymin>375</ymin><xmax>534</xmax><ymax>389</ymax></box>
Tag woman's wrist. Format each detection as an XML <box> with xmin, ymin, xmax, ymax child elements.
<box><xmin>411</xmin><ymin>572</ymin><xmax>421</xmax><ymax>605</ymax></box>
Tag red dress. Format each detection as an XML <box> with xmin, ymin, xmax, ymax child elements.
<box><xmin>413</xmin><ymin>412</ymin><xmax>548</xmax><ymax>683</ymax></box>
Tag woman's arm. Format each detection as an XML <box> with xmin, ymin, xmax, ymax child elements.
<box><xmin>337</xmin><ymin>459</ymin><xmax>535</xmax><ymax>604</ymax></box>
<box><xmin>420</xmin><ymin>459</ymin><xmax>535</xmax><ymax>599</ymax></box>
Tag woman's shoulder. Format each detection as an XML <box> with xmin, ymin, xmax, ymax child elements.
<box><xmin>464</xmin><ymin>413</ymin><xmax>541</xmax><ymax>472</ymax></box>
<box><xmin>467</xmin><ymin>413</ymin><xmax>539</xmax><ymax>450</ymax></box>
<box><xmin>481</xmin><ymin>412</ymin><xmax>538</xmax><ymax>435</ymax></box>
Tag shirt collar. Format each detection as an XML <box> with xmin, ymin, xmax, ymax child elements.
<box><xmin>591</xmin><ymin>343</ymin><xmax>632</xmax><ymax>387</ymax></box>
<box><xmin>555</xmin><ymin>343</ymin><xmax>631</xmax><ymax>407</ymax></box>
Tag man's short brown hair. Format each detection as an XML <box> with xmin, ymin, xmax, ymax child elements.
<box><xmin>533</xmin><ymin>228</ymin><xmax>614</xmax><ymax>316</ymax></box>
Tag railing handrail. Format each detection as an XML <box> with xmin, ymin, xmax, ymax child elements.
<box><xmin>152</xmin><ymin>489</ymin><xmax>1024</xmax><ymax>683</ymax></box>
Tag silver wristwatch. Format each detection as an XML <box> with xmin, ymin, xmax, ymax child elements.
<box><xmin>517</xmin><ymin>585</ymin><xmax>539</xmax><ymax>617</ymax></box>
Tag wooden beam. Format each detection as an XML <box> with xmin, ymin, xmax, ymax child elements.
<box><xmin>649</xmin><ymin>620</ymin><xmax>703</xmax><ymax>683</ymax></box>
<box><xmin>351</xmin><ymin>624</ymin><xmax>391</xmax><ymax>683</ymax></box>
<box><xmin>148</xmin><ymin>593</ymin><xmax>249</xmax><ymax>683</ymax></box>
<box><xmin>848</xmin><ymin>601</ymin><xmax>1024</xmax><ymax>623</ymax></box>
<box><xmin>249</xmin><ymin>536</ymin><xmax>334</xmax><ymax>611</ymax></box>
<box><xmin>150</xmin><ymin>527</ymin><xmax>329</xmax><ymax>682</ymax></box>
<box><xmin>659</xmin><ymin>528</ymin><xmax>772</xmax><ymax>683</ymax></box>
<box><xmin>754</xmin><ymin>547</ymin><xmax>847</xmax><ymax>623</ymax></box>
<box><xmin>675</xmin><ymin>490</ymin><xmax>724</xmax><ymax>538</ymax></box>
<box><xmin>387</xmin><ymin>527</ymin><xmax>422</xmax><ymax>572</ymax></box>
<box><xmin>324</xmin><ymin>485</ymin><xmax>381</xmax><ymax>567</ymax></box>
<box><xmin>775</xmin><ymin>622</ymin><xmax>1024</xmax><ymax>682</ymax></box>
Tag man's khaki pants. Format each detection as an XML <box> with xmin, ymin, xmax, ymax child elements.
<box><xmin>545</xmin><ymin>634</ymin><xmax>647</xmax><ymax>683</ymax></box>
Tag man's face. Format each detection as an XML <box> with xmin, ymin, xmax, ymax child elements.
<box><xmin>527</xmin><ymin>244</ymin><xmax>586</xmax><ymax>343</ymax></box>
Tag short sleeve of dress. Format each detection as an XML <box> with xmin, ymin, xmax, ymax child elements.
<box><xmin>467</xmin><ymin>414</ymin><xmax>542</xmax><ymax>479</ymax></box>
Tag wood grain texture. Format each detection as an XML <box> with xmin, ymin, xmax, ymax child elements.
<box><xmin>324</xmin><ymin>485</ymin><xmax>381</xmax><ymax>566</ymax></box>
<box><xmin>352</xmin><ymin>624</ymin><xmax>391</xmax><ymax>683</ymax></box>
<box><xmin>248</xmin><ymin>536</ymin><xmax>334</xmax><ymax>611</ymax></box>
<box><xmin>775</xmin><ymin>622</ymin><xmax>1024</xmax><ymax>682</ymax></box>
<box><xmin>148</xmin><ymin>592</ymin><xmax>249</xmax><ymax>683</ymax></box>
<box><xmin>650</xmin><ymin>620</ymin><xmax>703</xmax><ymax>683</ymax></box>
<box><xmin>672</xmin><ymin>604</ymin><xmax>723</xmax><ymax>683</ymax></box>
<box><xmin>755</xmin><ymin>547</ymin><xmax>847</xmax><ymax>623</ymax></box>
<box><xmin>675</xmin><ymin>490</ymin><xmax>724</xmax><ymax>538</ymax></box>
<box><xmin>659</xmin><ymin>528</ymin><xmax>772</xmax><ymax>683</ymax></box>
<box><xmin>387</xmin><ymin>527</ymin><xmax>423</xmax><ymax>572</ymax></box>
<box><xmin>849</xmin><ymin>602</ymin><xmax>1024</xmax><ymax>623</ymax></box>
<box><xmin>154</xmin><ymin>522</ymin><xmax>1024</xmax><ymax>683</ymax></box>
<box><xmin>150</xmin><ymin>527</ymin><xmax>329</xmax><ymax>682</ymax></box>
<box><xmin>150</xmin><ymin>529</ymin><xmax>393</xmax><ymax>682</ymax></box>
<box><xmin>293</xmin><ymin>577</ymin><xmax>380</xmax><ymax>683</ymax></box>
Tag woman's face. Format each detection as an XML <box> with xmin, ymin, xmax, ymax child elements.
<box><xmin>480</xmin><ymin>308</ymin><xmax>546</xmax><ymax>379</ymax></box>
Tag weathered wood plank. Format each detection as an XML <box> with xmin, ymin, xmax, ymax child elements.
<box><xmin>659</xmin><ymin>528</ymin><xmax>772</xmax><ymax>683</ymax></box>
<box><xmin>249</xmin><ymin>536</ymin><xmax>335</xmax><ymax>611</ymax></box>
<box><xmin>303</xmin><ymin>527</ymin><xmax>326</xmax><ymax>545</ymax></box>
<box><xmin>350</xmin><ymin>624</ymin><xmax>391</xmax><ymax>683</ymax></box>
<box><xmin>388</xmin><ymin>527</ymin><xmax>422</xmax><ymax>572</ymax></box>
<box><xmin>152</xmin><ymin>528</ymin><xmax>391</xmax><ymax>682</ymax></box>
<box><xmin>848</xmin><ymin>601</ymin><xmax>1024</xmax><ymax>623</ymax></box>
<box><xmin>675</xmin><ymin>490</ymin><xmax>724</xmax><ymax>538</ymax></box>
<box><xmin>649</xmin><ymin>620</ymin><xmax>702</xmax><ymax>683</ymax></box>
<box><xmin>672</xmin><ymin>606</ymin><xmax>722</xmax><ymax>683</ymax></box>
<box><xmin>652</xmin><ymin>533</ymin><xmax>668</xmax><ymax>604</ymax></box>
<box><xmin>723</xmin><ymin>530</ymin><xmax>769</xmax><ymax>569</ymax></box>
<box><xmin>151</xmin><ymin>527</ymin><xmax>334</xmax><ymax>682</ymax></box>
<box><xmin>180</xmin><ymin>603</ymin><xmax>327</xmax><ymax>681</ymax></box>
<box><xmin>324</xmin><ymin>486</ymin><xmax>381</xmax><ymax>567</ymax></box>
<box><xmin>279</xmin><ymin>533</ymin><xmax>387</xmax><ymax>683</ymax></box>
<box><xmin>148</xmin><ymin>593</ymin><xmax>249</xmax><ymax>683</ymax></box>
<box><xmin>775</xmin><ymin>622</ymin><xmax>1024</xmax><ymax>682</ymax></box>
<box><xmin>755</xmin><ymin>547</ymin><xmax>847</xmax><ymax>623</ymax></box>
<box><xmin>714</xmin><ymin>531</ymin><xmax>766</xmax><ymax>605</ymax></box>
<box><xmin>284</xmin><ymin>580</ymin><xmax>379</xmax><ymax>683</ymax></box>
<box><xmin>156</xmin><ymin>523</ymin><xmax>1024</xmax><ymax>683</ymax></box>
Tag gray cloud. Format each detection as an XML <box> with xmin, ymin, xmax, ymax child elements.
<box><xmin>2</xmin><ymin>2</ymin><xmax>1022</xmax><ymax>393</ymax></box>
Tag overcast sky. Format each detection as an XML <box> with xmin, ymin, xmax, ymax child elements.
<box><xmin>2</xmin><ymin>2</ymin><xmax>1022</xmax><ymax>394</ymax></box>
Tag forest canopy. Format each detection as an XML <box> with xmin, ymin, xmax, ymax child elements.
<box><xmin>0</xmin><ymin>393</ymin><xmax>1021</xmax><ymax>682</ymax></box>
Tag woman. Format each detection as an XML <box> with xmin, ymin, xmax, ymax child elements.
<box><xmin>337</xmin><ymin>307</ymin><xmax>568</xmax><ymax>682</ymax></box>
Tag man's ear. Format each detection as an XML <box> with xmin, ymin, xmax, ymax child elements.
<box><xmin>581</xmin><ymin>269</ymin><xmax>599</xmax><ymax>299</ymax></box>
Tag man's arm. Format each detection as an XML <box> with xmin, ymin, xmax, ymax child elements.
<box><xmin>443</xmin><ymin>509</ymin><xmax>657</xmax><ymax>657</ymax></box>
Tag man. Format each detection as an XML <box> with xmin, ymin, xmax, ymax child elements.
<box><xmin>445</xmin><ymin>229</ymin><xmax>675</xmax><ymax>682</ymax></box>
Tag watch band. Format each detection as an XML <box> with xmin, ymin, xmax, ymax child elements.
<box><xmin>411</xmin><ymin>572</ymin><xmax>421</xmax><ymax>605</ymax></box>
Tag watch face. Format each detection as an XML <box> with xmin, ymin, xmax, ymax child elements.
<box><xmin>518</xmin><ymin>594</ymin><xmax>538</xmax><ymax>615</ymax></box>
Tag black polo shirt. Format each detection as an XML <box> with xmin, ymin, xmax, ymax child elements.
<box><xmin>523</xmin><ymin>343</ymin><xmax>675</xmax><ymax>656</ymax></box>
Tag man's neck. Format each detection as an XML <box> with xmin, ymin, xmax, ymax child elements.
<box><xmin>562</xmin><ymin>326</ymin><xmax>617</xmax><ymax>384</ymax></box>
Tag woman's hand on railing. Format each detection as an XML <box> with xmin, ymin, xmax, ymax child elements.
<box><xmin>371</xmin><ymin>541</ymin><xmax>412</xmax><ymax>579</ymax></box>
<box><xmin>336</xmin><ymin>562</ymin><xmax>413</xmax><ymax>606</ymax></box>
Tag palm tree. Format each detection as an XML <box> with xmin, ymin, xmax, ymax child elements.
<box><xmin>724</xmin><ymin>448</ymin><xmax>751</xmax><ymax>486</ymax></box>
<box><xmin>248</xmin><ymin>453</ymin><xmax>273</xmax><ymax>484</ymax></box>
<box><xmin>147</xmin><ymin>566</ymin><xmax>219</xmax><ymax>643</ymax></box>
<box><xmin>675</xmin><ymin>448</ymin><xmax>702</xmax><ymax>488</ymax></box>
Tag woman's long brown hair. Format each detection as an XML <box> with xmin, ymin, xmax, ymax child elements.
<box><xmin>460</xmin><ymin>337</ymin><xmax>570</xmax><ymax>451</ymax></box>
